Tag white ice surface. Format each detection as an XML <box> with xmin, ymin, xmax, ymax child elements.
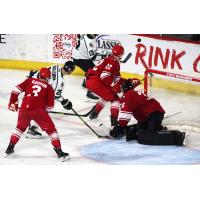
<box><xmin>0</xmin><ymin>69</ymin><xmax>200</xmax><ymax>165</ymax></box>
<box><xmin>0</xmin><ymin>69</ymin><xmax>110</xmax><ymax>165</ymax></box>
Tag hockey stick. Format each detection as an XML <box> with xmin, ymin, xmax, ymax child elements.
<box><xmin>71</xmin><ymin>107</ymin><xmax>105</xmax><ymax>138</ymax></box>
<box><xmin>164</xmin><ymin>111</ymin><xmax>182</xmax><ymax>120</ymax></box>
<box><xmin>120</xmin><ymin>52</ymin><xmax>132</xmax><ymax>63</ymax></box>
<box><xmin>49</xmin><ymin>106</ymin><xmax>95</xmax><ymax>117</ymax></box>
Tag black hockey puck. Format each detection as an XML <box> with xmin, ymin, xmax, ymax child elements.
<box><xmin>137</xmin><ymin>38</ymin><xmax>141</xmax><ymax>42</ymax></box>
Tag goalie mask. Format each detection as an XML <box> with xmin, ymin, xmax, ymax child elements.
<box><xmin>121</xmin><ymin>79</ymin><xmax>134</xmax><ymax>93</ymax></box>
<box><xmin>63</xmin><ymin>61</ymin><xmax>75</xmax><ymax>74</ymax></box>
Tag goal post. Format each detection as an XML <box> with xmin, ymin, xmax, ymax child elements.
<box><xmin>144</xmin><ymin>69</ymin><xmax>200</xmax><ymax>96</ymax></box>
<box><xmin>143</xmin><ymin>68</ymin><xmax>200</xmax><ymax>136</ymax></box>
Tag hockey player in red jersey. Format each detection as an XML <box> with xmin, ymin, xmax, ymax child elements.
<box><xmin>86</xmin><ymin>44</ymin><xmax>140</xmax><ymax>126</ymax></box>
<box><xmin>26</xmin><ymin>61</ymin><xmax>75</xmax><ymax>139</ymax></box>
<box><xmin>5</xmin><ymin>68</ymin><xmax>70</xmax><ymax>161</ymax></box>
<box><xmin>109</xmin><ymin>79</ymin><xmax>186</xmax><ymax>146</ymax></box>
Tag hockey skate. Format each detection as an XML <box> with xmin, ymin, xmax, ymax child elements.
<box><xmin>86</xmin><ymin>90</ymin><xmax>99</xmax><ymax>100</ymax></box>
<box><xmin>5</xmin><ymin>142</ymin><xmax>15</xmax><ymax>157</ymax></box>
<box><xmin>26</xmin><ymin>125</ymin><xmax>42</xmax><ymax>139</ymax></box>
<box><xmin>54</xmin><ymin>148</ymin><xmax>70</xmax><ymax>162</ymax></box>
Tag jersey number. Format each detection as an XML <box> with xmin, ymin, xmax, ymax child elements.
<box><xmin>105</xmin><ymin>64</ymin><xmax>112</xmax><ymax>70</ymax></box>
<box><xmin>32</xmin><ymin>85</ymin><xmax>41</xmax><ymax>96</ymax></box>
<box><xmin>89</xmin><ymin>50</ymin><xmax>95</xmax><ymax>57</ymax></box>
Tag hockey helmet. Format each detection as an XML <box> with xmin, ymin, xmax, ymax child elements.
<box><xmin>87</xmin><ymin>34</ymin><xmax>98</xmax><ymax>39</ymax></box>
<box><xmin>63</xmin><ymin>61</ymin><xmax>75</xmax><ymax>74</ymax></box>
<box><xmin>121</xmin><ymin>79</ymin><xmax>134</xmax><ymax>93</ymax></box>
<box><xmin>39</xmin><ymin>67</ymin><xmax>51</xmax><ymax>79</ymax></box>
<box><xmin>112</xmin><ymin>44</ymin><xmax>124</xmax><ymax>57</ymax></box>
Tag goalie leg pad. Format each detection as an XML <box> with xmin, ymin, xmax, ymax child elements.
<box><xmin>137</xmin><ymin>130</ymin><xmax>185</xmax><ymax>146</ymax></box>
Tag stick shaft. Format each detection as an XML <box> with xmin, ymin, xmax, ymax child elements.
<box><xmin>49</xmin><ymin>106</ymin><xmax>95</xmax><ymax>117</ymax></box>
<box><xmin>71</xmin><ymin>108</ymin><xmax>100</xmax><ymax>138</ymax></box>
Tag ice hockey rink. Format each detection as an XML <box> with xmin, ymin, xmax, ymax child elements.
<box><xmin>1</xmin><ymin>68</ymin><xmax>200</xmax><ymax>165</ymax></box>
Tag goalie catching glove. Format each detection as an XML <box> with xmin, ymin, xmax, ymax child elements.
<box><xmin>128</xmin><ymin>78</ymin><xmax>141</xmax><ymax>88</ymax></box>
<box><xmin>121</xmin><ymin>78</ymin><xmax>141</xmax><ymax>93</ymax></box>
<box><xmin>8</xmin><ymin>101</ymin><xmax>19</xmax><ymax>112</ymax></box>
<box><xmin>61</xmin><ymin>99</ymin><xmax>72</xmax><ymax>110</ymax></box>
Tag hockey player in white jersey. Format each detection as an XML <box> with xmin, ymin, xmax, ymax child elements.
<box><xmin>26</xmin><ymin>61</ymin><xmax>75</xmax><ymax>138</ymax></box>
<box><xmin>72</xmin><ymin>34</ymin><xmax>107</xmax><ymax>100</ymax></box>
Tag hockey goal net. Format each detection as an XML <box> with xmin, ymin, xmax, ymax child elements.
<box><xmin>143</xmin><ymin>69</ymin><xmax>200</xmax><ymax>135</ymax></box>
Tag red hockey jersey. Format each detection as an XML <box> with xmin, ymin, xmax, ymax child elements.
<box><xmin>9</xmin><ymin>78</ymin><xmax>55</xmax><ymax>110</ymax></box>
<box><xmin>87</xmin><ymin>55</ymin><xmax>124</xmax><ymax>88</ymax></box>
<box><xmin>118</xmin><ymin>90</ymin><xmax>165</xmax><ymax>126</ymax></box>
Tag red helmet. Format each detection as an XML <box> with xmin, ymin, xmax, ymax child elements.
<box><xmin>39</xmin><ymin>68</ymin><xmax>51</xmax><ymax>79</ymax></box>
<box><xmin>112</xmin><ymin>44</ymin><xmax>124</xmax><ymax>57</ymax></box>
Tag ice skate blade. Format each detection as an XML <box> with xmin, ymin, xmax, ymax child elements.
<box><xmin>59</xmin><ymin>155</ymin><xmax>70</xmax><ymax>162</ymax></box>
<box><xmin>25</xmin><ymin>134</ymin><xmax>42</xmax><ymax>139</ymax></box>
<box><xmin>4</xmin><ymin>153</ymin><xmax>14</xmax><ymax>158</ymax></box>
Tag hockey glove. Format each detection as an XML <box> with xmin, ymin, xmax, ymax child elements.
<box><xmin>129</xmin><ymin>78</ymin><xmax>141</xmax><ymax>88</ymax></box>
<box><xmin>109</xmin><ymin>126</ymin><xmax>126</xmax><ymax>139</ymax></box>
<box><xmin>8</xmin><ymin>101</ymin><xmax>19</xmax><ymax>112</ymax></box>
<box><xmin>61</xmin><ymin>99</ymin><xmax>72</xmax><ymax>110</ymax></box>
<box><xmin>112</xmin><ymin>82</ymin><xmax>121</xmax><ymax>93</ymax></box>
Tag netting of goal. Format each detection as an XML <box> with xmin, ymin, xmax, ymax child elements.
<box><xmin>143</xmin><ymin>69</ymin><xmax>200</xmax><ymax>135</ymax></box>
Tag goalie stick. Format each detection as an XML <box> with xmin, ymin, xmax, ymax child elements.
<box><xmin>49</xmin><ymin>106</ymin><xmax>95</xmax><ymax>117</ymax></box>
<box><xmin>164</xmin><ymin>111</ymin><xmax>182</xmax><ymax>120</ymax></box>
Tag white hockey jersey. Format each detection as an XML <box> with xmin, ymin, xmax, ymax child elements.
<box><xmin>30</xmin><ymin>64</ymin><xmax>65</xmax><ymax>102</ymax></box>
<box><xmin>72</xmin><ymin>34</ymin><xmax>97</xmax><ymax>60</ymax></box>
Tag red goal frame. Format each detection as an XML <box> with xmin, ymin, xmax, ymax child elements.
<box><xmin>144</xmin><ymin>69</ymin><xmax>200</xmax><ymax>95</ymax></box>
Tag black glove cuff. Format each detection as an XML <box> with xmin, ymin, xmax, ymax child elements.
<box><xmin>61</xmin><ymin>99</ymin><xmax>69</xmax><ymax>106</ymax></box>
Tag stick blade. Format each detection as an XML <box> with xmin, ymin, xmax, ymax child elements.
<box><xmin>121</xmin><ymin>52</ymin><xmax>132</xmax><ymax>63</ymax></box>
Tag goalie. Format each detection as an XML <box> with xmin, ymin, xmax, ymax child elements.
<box><xmin>109</xmin><ymin>79</ymin><xmax>186</xmax><ymax>146</ymax></box>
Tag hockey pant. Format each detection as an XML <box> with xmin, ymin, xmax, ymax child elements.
<box><xmin>9</xmin><ymin>109</ymin><xmax>61</xmax><ymax>148</ymax></box>
<box><xmin>86</xmin><ymin>77</ymin><xmax>120</xmax><ymax>118</ymax></box>
<box><xmin>138</xmin><ymin>111</ymin><xmax>165</xmax><ymax>131</ymax></box>
<box><xmin>72</xmin><ymin>58</ymin><xmax>95</xmax><ymax>73</ymax></box>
